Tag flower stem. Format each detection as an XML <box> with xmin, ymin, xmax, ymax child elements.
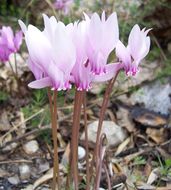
<box><xmin>14</xmin><ymin>53</ymin><xmax>18</xmax><ymax>79</ymax></box>
<box><xmin>90</xmin><ymin>72</ymin><xmax>119</xmax><ymax>185</ymax></box>
<box><xmin>83</xmin><ymin>92</ymin><xmax>90</xmax><ymax>190</ymax></box>
<box><xmin>95</xmin><ymin>76</ymin><xmax>117</xmax><ymax>166</ymax></box>
<box><xmin>48</xmin><ymin>89</ymin><xmax>60</xmax><ymax>190</ymax></box>
<box><xmin>94</xmin><ymin>134</ymin><xmax>107</xmax><ymax>190</ymax></box>
<box><xmin>71</xmin><ymin>90</ymin><xmax>84</xmax><ymax>190</ymax></box>
<box><xmin>103</xmin><ymin>162</ymin><xmax>111</xmax><ymax>190</ymax></box>
<box><xmin>8</xmin><ymin>60</ymin><xmax>16</xmax><ymax>77</ymax></box>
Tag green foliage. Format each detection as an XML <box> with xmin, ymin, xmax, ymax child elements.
<box><xmin>156</xmin><ymin>58</ymin><xmax>171</xmax><ymax>78</ymax></box>
<box><xmin>133</xmin><ymin>156</ymin><xmax>146</xmax><ymax>166</ymax></box>
<box><xmin>38</xmin><ymin>128</ymin><xmax>52</xmax><ymax>145</ymax></box>
<box><xmin>21</xmin><ymin>89</ymin><xmax>50</xmax><ymax>128</ymax></box>
<box><xmin>158</xmin><ymin>157</ymin><xmax>171</xmax><ymax>177</ymax></box>
<box><xmin>0</xmin><ymin>91</ymin><xmax>9</xmax><ymax>102</ymax></box>
<box><xmin>147</xmin><ymin>46</ymin><xmax>161</xmax><ymax>62</ymax></box>
<box><xmin>32</xmin><ymin>89</ymin><xmax>48</xmax><ymax>107</ymax></box>
<box><xmin>21</xmin><ymin>104</ymin><xmax>50</xmax><ymax>128</ymax></box>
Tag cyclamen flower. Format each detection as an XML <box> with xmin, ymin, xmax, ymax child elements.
<box><xmin>116</xmin><ymin>24</ymin><xmax>151</xmax><ymax>76</ymax></box>
<box><xmin>0</xmin><ymin>26</ymin><xmax>23</xmax><ymax>62</ymax></box>
<box><xmin>54</xmin><ymin>0</ymin><xmax>73</xmax><ymax>15</ymax></box>
<box><xmin>19</xmin><ymin>15</ymin><xmax>76</xmax><ymax>90</ymax></box>
<box><xmin>83</xmin><ymin>12</ymin><xmax>119</xmax><ymax>74</ymax></box>
<box><xmin>70</xmin><ymin>20</ymin><xmax>122</xmax><ymax>91</ymax></box>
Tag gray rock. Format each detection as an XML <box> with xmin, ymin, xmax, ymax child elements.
<box><xmin>2</xmin><ymin>142</ymin><xmax>18</xmax><ymax>152</ymax></box>
<box><xmin>0</xmin><ymin>112</ymin><xmax>11</xmax><ymax>131</ymax></box>
<box><xmin>8</xmin><ymin>175</ymin><xmax>20</xmax><ymax>185</ymax></box>
<box><xmin>19</xmin><ymin>164</ymin><xmax>31</xmax><ymax>181</ymax></box>
<box><xmin>81</xmin><ymin>121</ymin><xmax>127</xmax><ymax>148</ymax></box>
<box><xmin>23</xmin><ymin>140</ymin><xmax>39</xmax><ymax>155</ymax></box>
<box><xmin>36</xmin><ymin>158</ymin><xmax>50</xmax><ymax>174</ymax></box>
<box><xmin>131</xmin><ymin>79</ymin><xmax>171</xmax><ymax>115</ymax></box>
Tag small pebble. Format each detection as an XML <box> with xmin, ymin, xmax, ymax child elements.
<box><xmin>23</xmin><ymin>140</ymin><xmax>39</xmax><ymax>154</ymax></box>
<box><xmin>8</xmin><ymin>175</ymin><xmax>20</xmax><ymax>185</ymax></box>
<box><xmin>78</xmin><ymin>146</ymin><xmax>86</xmax><ymax>160</ymax></box>
<box><xmin>19</xmin><ymin>164</ymin><xmax>31</xmax><ymax>180</ymax></box>
<box><xmin>2</xmin><ymin>142</ymin><xmax>18</xmax><ymax>152</ymax></box>
<box><xmin>81</xmin><ymin>121</ymin><xmax>127</xmax><ymax>148</ymax></box>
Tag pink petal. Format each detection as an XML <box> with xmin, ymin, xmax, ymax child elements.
<box><xmin>28</xmin><ymin>77</ymin><xmax>51</xmax><ymax>89</ymax></box>
<box><xmin>14</xmin><ymin>30</ymin><xmax>23</xmax><ymax>51</ymax></box>
<box><xmin>88</xmin><ymin>13</ymin><xmax>102</xmax><ymax>50</ymax></box>
<box><xmin>93</xmin><ymin>62</ymin><xmax>123</xmax><ymax>82</ymax></box>
<box><xmin>128</xmin><ymin>24</ymin><xmax>142</xmax><ymax>59</ymax></box>
<box><xmin>25</xmin><ymin>25</ymin><xmax>52</xmax><ymax>71</ymax></box>
<box><xmin>18</xmin><ymin>20</ymin><xmax>27</xmax><ymax>34</ymax></box>
<box><xmin>116</xmin><ymin>41</ymin><xmax>131</xmax><ymax>64</ymax></box>
<box><xmin>103</xmin><ymin>12</ymin><xmax>119</xmax><ymax>54</ymax></box>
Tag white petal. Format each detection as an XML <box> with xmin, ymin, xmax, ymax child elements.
<box><xmin>18</xmin><ymin>20</ymin><xmax>27</xmax><ymax>34</ymax></box>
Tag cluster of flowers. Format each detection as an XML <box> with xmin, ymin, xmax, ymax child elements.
<box><xmin>0</xmin><ymin>26</ymin><xmax>22</xmax><ymax>62</ymax></box>
<box><xmin>19</xmin><ymin>12</ymin><xmax>150</xmax><ymax>91</ymax></box>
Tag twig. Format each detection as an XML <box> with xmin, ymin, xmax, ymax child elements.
<box><xmin>0</xmin><ymin>159</ymin><xmax>32</xmax><ymax>164</ymax></box>
<box><xmin>44</xmin><ymin>0</ymin><xmax>58</xmax><ymax>18</ymax></box>
<box><xmin>0</xmin><ymin>109</ymin><xmax>44</xmax><ymax>144</ymax></box>
<box><xmin>151</xmin><ymin>32</ymin><xmax>167</xmax><ymax>61</ymax></box>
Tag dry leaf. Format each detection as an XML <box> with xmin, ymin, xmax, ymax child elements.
<box><xmin>146</xmin><ymin>128</ymin><xmax>167</xmax><ymax>144</ymax></box>
<box><xmin>147</xmin><ymin>168</ymin><xmax>159</xmax><ymax>185</ymax></box>
<box><xmin>33</xmin><ymin>168</ymin><xmax>53</xmax><ymax>189</ymax></box>
<box><xmin>116</xmin><ymin>107</ymin><xmax>135</xmax><ymax>132</ymax></box>
<box><xmin>115</xmin><ymin>137</ymin><xmax>131</xmax><ymax>156</ymax></box>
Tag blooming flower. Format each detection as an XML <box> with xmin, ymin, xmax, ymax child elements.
<box><xmin>54</xmin><ymin>0</ymin><xmax>73</xmax><ymax>15</ymax></box>
<box><xmin>19</xmin><ymin>13</ymin><xmax>150</xmax><ymax>92</ymax></box>
<box><xmin>0</xmin><ymin>26</ymin><xmax>23</xmax><ymax>62</ymax></box>
<box><xmin>70</xmin><ymin>20</ymin><xmax>122</xmax><ymax>91</ymax></box>
<box><xmin>116</xmin><ymin>24</ymin><xmax>151</xmax><ymax>76</ymax></box>
<box><xmin>19</xmin><ymin>14</ymin><xmax>76</xmax><ymax>90</ymax></box>
<box><xmin>83</xmin><ymin>12</ymin><xmax>119</xmax><ymax>74</ymax></box>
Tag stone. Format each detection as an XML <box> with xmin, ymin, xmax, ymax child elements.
<box><xmin>21</xmin><ymin>185</ymin><xmax>34</xmax><ymax>190</ymax></box>
<box><xmin>81</xmin><ymin>121</ymin><xmax>127</xmax><ymax>148</ymax></box>
<box><xmin>78</xmin><ymin>146</ymin><xmax>86</xmax><ymax>160</ymax></box>
<box><xmin>19</xmin><ymin>164</ymin><xmax>31</xmax><ymax>181</ymax></box>
<box><xmin>8</xmin><ymin>175</ymin><xmax>20</xmax><ymax>185</ymax></box>
<box><xmin>131</xmin><ymin>79</ymin><xmax>171</xmax><ymax>115</ymax></box>
<box><xmin>23</xmin><ymin>140</ymin><xmax>39</xmax><ymax>155</ymax></box>
<box><xmin>0</xmin><ymin>112</ymin><xmax>11</xmax><ymax>132</ymax></box>
<box><xmin>36</xmin><ymin>158</ymin><xmax>50</xmax><ymax>174</ymax></box>
<box><xmin>2</xmin><ymin>142</ymin><xmax>18</xmax><ymax>152</ymax></box>
<box><xmin>90</xmin><ymin>83</ymin><xmax>105</xmax><ymax>95</ymax></box>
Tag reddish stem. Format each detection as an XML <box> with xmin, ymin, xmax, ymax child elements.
<box><xmin>71</xmin><ymin>90</ymin><xmax>84</xmax><ymax>190</ymax></box>
<box><xmin>89</xmin><ymin>73</ymin><xmax>119</xmax><ymax>185</ymax></box>
<box><xmin>83</xmin><ymin>92</ymin><xmax>90</xmax><ymax>190</ymax></box>
<box><xmin>48</xmin><ymin>89</ymin><xmax>59</xmax><ymax>190</ymax></box>
<box><xmin>94</xmin><ymin>134</ymin><xmax>107</xmax><ymax>190</ymax></box>
<box><xmin>103</xmin><ymin>162</ymin><xmax>111</xmax><ymax>190</ymax></box>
